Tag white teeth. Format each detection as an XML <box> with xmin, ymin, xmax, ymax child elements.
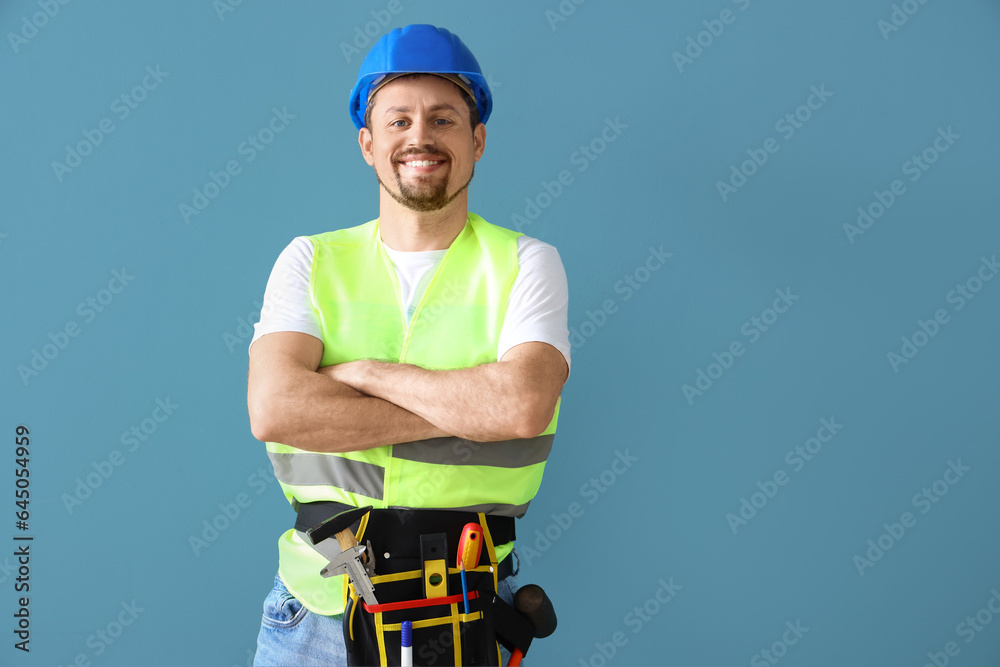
<box><xmin>403</xmin><ymin>160</ymin><xmax>441</xmax><ymax>167</ymax></box>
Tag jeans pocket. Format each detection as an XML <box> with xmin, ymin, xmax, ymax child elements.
<box><xmin>261</xmin><ymin>576</ymin><xmax>308</xmax><ymax>629</ymax></box>
<box><xmin>497</xmin><ymin>573</ymin><xmax>519</xmax><ymax>606</ymax></box>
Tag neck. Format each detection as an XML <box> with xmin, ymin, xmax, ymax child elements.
<box><xmin>376</xmin><ymin>190</ymin><xmax>470</xmax><ymax>251</ymax></box>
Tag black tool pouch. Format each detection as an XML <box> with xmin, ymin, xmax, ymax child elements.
<box><xmin>319</xmin><ymin>506</ymin><xmax>512</xmax><ymax>667</ymax></box>
<box><xmin>345</xmin><ymin>566</ymin><xmax>501</xmax><ymax>666</ymax></box>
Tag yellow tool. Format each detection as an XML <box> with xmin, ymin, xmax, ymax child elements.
<box><xmin>420</xmin><ymin>533</ymin><xmax>449</xmax><ymax>599</ymax></box>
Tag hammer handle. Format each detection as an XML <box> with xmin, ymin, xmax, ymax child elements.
<box><xmin>336</xmin><ymin>529</ymin><xmax>358</xmax><ymax>552</ymax></box>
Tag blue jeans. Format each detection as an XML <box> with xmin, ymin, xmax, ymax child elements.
<box><xmin>254</xmin><ymin>559</ymin><xmax>521</xmax><ymax>666</ymax></box>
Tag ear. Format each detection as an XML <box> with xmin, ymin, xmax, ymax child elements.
<box><xmin>473</xmin><ymin>123</ymin><xmax>486</xmax><ymax>162</ymax></box>
<box><xmin>358</xmin><ymin>127</ymin><xmax>375</xmax><ymax>166</ymax></box>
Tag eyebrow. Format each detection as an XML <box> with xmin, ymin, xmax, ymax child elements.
<box><xmin>382</xmin><ymin>103</ymin><xmax>461</xmax><ymax>116</ymax></box>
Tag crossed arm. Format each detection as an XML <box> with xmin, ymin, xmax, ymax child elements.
<box><xmin>247</xmin><ymin>331</ymin><xmax>568</xmax><ymax>453</ymax></box>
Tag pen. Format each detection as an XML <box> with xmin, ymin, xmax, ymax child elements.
<box><xmin>401</xmin><ymin>620</ymin><xmax>412</xmax><ymax>666</ymax></box>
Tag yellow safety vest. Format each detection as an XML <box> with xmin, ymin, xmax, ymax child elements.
<box><xmin>266</xmin><ymin>213</ymin><xmax>560</xmax><ymax>615</ymax></box>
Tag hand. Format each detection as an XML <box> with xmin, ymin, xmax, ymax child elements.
<box><xmin>319</xmin><ymin>360</ymin><xmax>378</xmax><ymax>394</ymax></box>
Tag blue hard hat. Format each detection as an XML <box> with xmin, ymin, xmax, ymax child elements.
<box><xmin>349</xmin><ymin>24</ymin><xmax>492</xmax><ymax>130</ymax></box>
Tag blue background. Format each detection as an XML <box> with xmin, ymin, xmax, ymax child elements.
<box><xmin>3</xmin><ymin>1</ymin><xmax>999</xmax><ymax>665</ymax></box>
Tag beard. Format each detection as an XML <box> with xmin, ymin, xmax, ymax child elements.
<box><xmin>376</xmin><ymin>152</ymin><xmax>475</xmax><ymax>212</ymax></box>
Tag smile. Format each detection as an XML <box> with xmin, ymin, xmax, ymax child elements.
<box><xmin>400</xmin><ymin>160</ymin><xmax>444</xmax><ymax>167</ymax></box>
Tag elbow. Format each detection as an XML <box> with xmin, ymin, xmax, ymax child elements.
<box><xmin>248</xmin><ymin>408</ymin><xmax>273</xmax><ymax>443</ymax></box>
<box><xmin>248</xmin><ymin>391</ymin><xmax>281</xmax><ymax>443</ymax></box>
<box><xmin>509</xmin><ymin>395</ymin><xmax>557</xmax><ymax>440</ymax></box>
<box><xmin>249</xmin><ymin>416</ymin><xmax>274</xmax><ymax>443</ymax></box>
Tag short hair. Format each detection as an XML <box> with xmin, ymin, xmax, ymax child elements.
<box><xmin>363</xmin><ymin>74</ymin><xmax>480</xmax><ymax>131</ymax></box>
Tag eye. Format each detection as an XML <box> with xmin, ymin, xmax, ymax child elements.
<box><xmin>390</xmin><ymin>119</ymin><xmax>409</xmax><ymax>128</ymax></box>
<box><xmin>434</xmin><ymin>118</ymin><xmax>453</xmax><ymax>126</ymax></box>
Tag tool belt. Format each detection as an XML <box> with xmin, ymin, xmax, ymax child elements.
<box><xmin>294</xmin><ymin>501</ymin><xmax>516</xmax><ymax>579</ymax></box>
<box><xmin>297</xmin><ymin>501</ymin><xmax>516</xmax><ymax>666</ymax></box>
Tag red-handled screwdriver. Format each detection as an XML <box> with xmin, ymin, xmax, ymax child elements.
<box><xmin>457</xmin><ymin>522</ymin><xmax>483</xmax><ymax>614</ymax></box>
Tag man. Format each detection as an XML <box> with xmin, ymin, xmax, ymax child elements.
<box><xmin>247</xmin><ymin>24</ymin><xmax>570</xmax><ymax>666</ymax></box>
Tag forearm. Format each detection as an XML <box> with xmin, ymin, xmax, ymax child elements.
<box><xmin>249</xmin><ymin>365</ymin><xmax>449</xmax><ymax>453</ymax></box>
<box><xmin>327</xmin><ymin>356</ymin><xmax>559</xmax><ymax>442</ymax></box>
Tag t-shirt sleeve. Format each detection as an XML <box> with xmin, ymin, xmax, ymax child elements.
<box><xmin>249</xmin><ymin>236</ymin><xmax>322</xmax><ymax>354</ymax></box>
<box><xmin>498</xmin><ymin>236</ymin><xmax>571</xmax><ymax>373</ymax></box>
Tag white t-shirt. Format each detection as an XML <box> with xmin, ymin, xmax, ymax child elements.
<box><xmin>250</xmin><ymin>234</ymin><xmax>571</xmax><ymax>372</ymax></box>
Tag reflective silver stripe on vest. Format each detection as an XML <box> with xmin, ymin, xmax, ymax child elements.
<box><xmin>456</xmin><ymin>501</ymin><xmax>532</xmax><ymax>518</ymax></box>
<box><xmin>267</xmin><ymin>452</ymin><xmax>384</xmax><ymax>499</ymax></box>
<box><xmin>390</xmin><ymin>434</ymin><xmax>554</xmax><ymax>468</ymax></box>
<box><xmin>388</xmin><ymin>501</ymin><xmax>532</xmax><ymax>519</ymax></box>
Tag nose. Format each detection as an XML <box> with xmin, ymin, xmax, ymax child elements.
<box><xmin>406</xmin><ymin>114</ymin><xmax>436</xmax><ymax>149</ymax></box>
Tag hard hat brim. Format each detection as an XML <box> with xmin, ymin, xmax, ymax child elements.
<box><xmin>348</xmin><ymin>25</ymin><xmax>493</xmax><ymax>130</ymax></box>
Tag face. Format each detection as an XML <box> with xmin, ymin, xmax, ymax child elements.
<box><xmin>359</xmin><ymin>75</ymin><xmax>486</xmax><ymax>213</ymax></box>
